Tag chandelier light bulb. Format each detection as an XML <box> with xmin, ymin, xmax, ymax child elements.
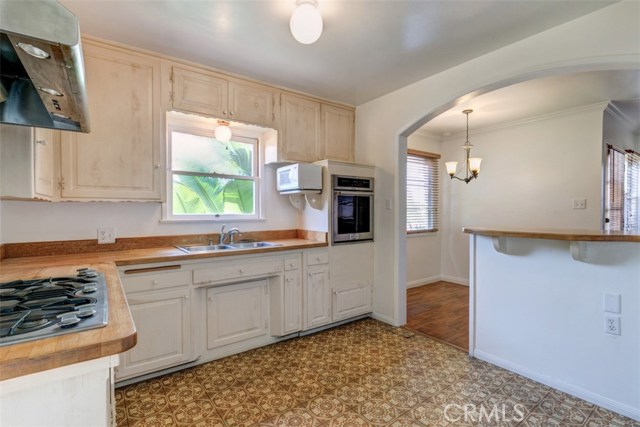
<box><xmin>290</xmin><ymin>0</ymin><xmax>323</xmax><ymax>45</ymax></box>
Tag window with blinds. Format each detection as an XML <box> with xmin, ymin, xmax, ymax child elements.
<box><xmin>407</xmin><ymin>149</ymin><xmax>440</xmax><ymax>232</ymax></box>
<box><xmin>606</xmin><ymin>145</ymin><xmax>640</xmax><ymax>232</ymax></box>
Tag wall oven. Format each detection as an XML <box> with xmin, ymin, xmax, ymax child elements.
<box><xmin>332</xmin><ymin>175</ymin><xmax>374</xmax><ymax>244</ymax></box>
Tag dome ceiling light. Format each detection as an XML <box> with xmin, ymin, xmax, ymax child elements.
<box><xmin>214</xmin><ymin>120</ymin><xmax>232</xmax><ymax>143</ymax></box>
<box><xmin>290</xmin><ymin>0</ymin><xmax>323</xmax><ymax>45</ymax></box>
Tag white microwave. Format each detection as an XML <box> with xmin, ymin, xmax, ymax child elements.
<box><xmin>276</xmin><ymin>163</ymin><xmax>322</xmax><ymax>193</ymax></box>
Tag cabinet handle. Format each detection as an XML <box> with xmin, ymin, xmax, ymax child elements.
<box><xmin>36</xmin><ymin>139</ymin><xmax>47</xmax><ymax>145</ymax></box>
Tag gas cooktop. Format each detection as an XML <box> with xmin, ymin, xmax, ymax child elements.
<box><xmin>0</xmin><ymin>268</ymin><xmax>108</xmax><ymax>346</ymax></box>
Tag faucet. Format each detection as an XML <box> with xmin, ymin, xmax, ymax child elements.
<box><xmin>218</xmin><ymin>224</ymin><xmax>241</xmax><ymax>244</ymax></box>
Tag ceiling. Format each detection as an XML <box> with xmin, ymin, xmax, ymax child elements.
<box><xmin>59</xmin><ymin>0</ymin><xmax>616</xmax><ymax>106</ymax></box>
<box><xmin>419</xmin><ymin>70</ymin><xmax>640</xmax><ymax>137</ymax></box>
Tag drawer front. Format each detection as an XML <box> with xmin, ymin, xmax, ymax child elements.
<box><xmin>284</xmin><ymin>257</ymin><xmax>300</xmax><ymax>271</ymax></box>
<box><xmin>194</xmin><ymin>259</ymin><xmax>282</xmax><ymax>285</ymax></box>
<box><xmin>121</xmin><ymin>270</ymin><xmax>191</xmax><ymax>293</ymax></box>
<box><xmin>306</xmin><ymin>252</ymin><xmax>329</xmax><ymax>266</ymax></box>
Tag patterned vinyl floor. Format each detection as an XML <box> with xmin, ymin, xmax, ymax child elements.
<box><xmin>116</xmin><ymin>319</ymin><xmax>637</xmax><ymax>427</ymax></box>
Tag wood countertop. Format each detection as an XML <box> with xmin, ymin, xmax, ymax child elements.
<box><xmin>463</xmin><ymin>227</ymin><xmax>640</xmax><ymax>242</ymax></box>
<box><xmin>0</xmin><ymin>238</ymin><xmax>326</xmax><ymax>380</ymax></box>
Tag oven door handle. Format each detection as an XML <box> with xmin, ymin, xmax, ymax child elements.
<box><xmin>334</xmin><ymin>191</ymin><xmax>374</xmax><ymax>197</ymax></box>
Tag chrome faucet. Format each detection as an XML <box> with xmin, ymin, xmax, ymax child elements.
<box><xmin>218</xmin><ymin>224</ymin><xmax>241</xmax><ymax>244</ymax></box>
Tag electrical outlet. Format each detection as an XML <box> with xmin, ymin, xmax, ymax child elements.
<box><xmin>604</xmin><ymin>315</ymin><xmax>621</xmax><ymax>336</ymax></box>
<box><xmin>572</xmin><ymin>198</ymin><xmax>587</xmax><ymax>209</ymax></box>
<box><xmin>97</xmin><ymin>227</ymin><xmax>116</xmax><ymax>244</ymax></box>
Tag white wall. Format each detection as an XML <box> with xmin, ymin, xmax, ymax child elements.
<box><xmin>440</xmin><ymin>104</ymin><xmax>606</xmax><ymax>284</ymax></box>
<box><xmin>471</xmin><ymin>234</ymin><xmax>640</xmax><ymax>420</ymax></box>
<box><xmin>406</xmin><ymin>133</ymin><xmax>442</xmax><ymax>287</ymax></box>
<box><xmin>603</xmin><ymin>105</ymin><xmax>638</xmax><ymax>151</ymax></box>
<box><xmin>0</xmin><ymin>164</ymin><xmax>298</xmax><ymax>243</ymax></box>
<box><xmin>355</xmin><ymin>1</ymin><xmax>640</xmax><ymax>326</ymax></box>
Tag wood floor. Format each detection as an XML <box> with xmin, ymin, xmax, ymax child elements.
<box><xmin>405</xmin><ymin>281</ymin><xmax>469</xmax><ymax>351</ymax></box>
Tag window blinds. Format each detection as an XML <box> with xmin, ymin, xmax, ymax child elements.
<box><xmin>407</xmin><ymin>151</ymin><xmax>439</xmax><ymax>232</ymax></box>
<box><xmin>607</xmin><ymin>146</ymin><xmax>625</xmax><ymax>231</ymax></box>
<box><xmin>626</xmin><ymin>151</ymin><xmax>640</xmax><ymax>232</ymax></box>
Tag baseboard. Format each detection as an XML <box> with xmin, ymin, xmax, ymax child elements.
<box><xmin>407</xmin><ymin>276</ymin><xmax>441</xmax><ymax>288</ymax></box>
<box><xmin>440</xmin><ymin>275</ymin><xmax>469</xmax><ymax>286</ymax></box>
<box><xmin>473</xmin><ymin>350</ymin><xmax>640</xmax><ymax>421</ymax></box>
<box><xmin>370</xmin><ymin>312</ymin><xmax>401</xmax><ymax>327</ymax></box>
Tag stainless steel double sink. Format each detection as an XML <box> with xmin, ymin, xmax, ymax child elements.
<box><xmin>175</xmin><ymin>241</ymin><xmax>281</xmax><ymax>254</ymax></box>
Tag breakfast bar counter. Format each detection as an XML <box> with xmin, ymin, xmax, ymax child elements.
<box><xmin>464</xmin><ymin>227</ymin><xmax>640</xmax><ymax>420</ymax></box>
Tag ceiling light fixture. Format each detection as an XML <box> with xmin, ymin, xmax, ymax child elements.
<box><xmin>214</xmin><ymin>120</ymin><xmax>232</xmax><ymax>143</ymax></box>
<box><xmin>290</xmin><ymin>0</ymin><xmax>323</xmax><ymax>45</ymax></box>
<box><xmin>445</xmin><ymin>109</ymin><xmax>482</xmax><ymax>183</ymax></box>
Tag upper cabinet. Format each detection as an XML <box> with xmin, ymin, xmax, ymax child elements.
<box><xmin>0</xmin><ymin>125</ymin><xmax>60</xmax><ymax>201</ymax></box>
<box><xmin>171</xmin><ymin>67</ymin><xmax>276</xmax><ymax>128</ymax></box>
<box><xmin>266</xmin><ymin>93</ymin><xmax>355</xmax><ymax>164</ymax></box>
<box><xmin>60</xmin><ymin>42</ymin><xmax>163</xmax><ymax>200</ymax></box>
<box><xmin>279</xmin><ymin>93</ymin><xmax>322</xmax><ymax>163</ymax></box>
<box><xmin>321</xmin><ymin>104</ymin><xmax>355</xmax><ymax>163</ymax></box>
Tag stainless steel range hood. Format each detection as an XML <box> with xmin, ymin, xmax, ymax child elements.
<box><xmin>0</xmin><ymin>0</ymin><xmax>90</xmax><ymax>132</ymax></box>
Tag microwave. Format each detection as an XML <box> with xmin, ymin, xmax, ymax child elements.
<box><xmin>276</xmin><ymin>163</ymin><xmax>322</xmax><ymax>193</ymax></box>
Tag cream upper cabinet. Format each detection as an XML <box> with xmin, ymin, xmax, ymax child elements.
<box><xmin>321</xmin><ymin>104</ymin><xmax>354</xmax><ymax>162</ymax></box>
<box><xmin>171</xmin><ymin>67</ymin><xmax>275</xmax><ymax>128</ymax></box>
<box><xmin>0</xmin><ymin>125</ymin><xmax>60</xmax><ymax>201</ymax></box>
<box><xmin>60</xmin><ymin>42</ymin><xmax>162</xmax><ymax>200</ymax></box>
<box><xmin>279</xmin><ymin>93</ymin><xmax>322</xmax><ymax>163</ymax></box>
<box><xmin>172</xmin><ymin>67</ymin><xmax>228</xmax><ymax>118</ymax></box>
<box><xmin>265</xmin><ymin>94</ymin><xmax>355</xmax><ymax>164</ymax></box>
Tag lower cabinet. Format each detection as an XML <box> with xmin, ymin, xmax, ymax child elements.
<box><xmin>304</xmin><ymin>264</ymin><xmax>331</xmax><ymax>330</ymax></box>
<box><xmin>333</xmin><ymin>285</ymin><xmax>372</xmax><ymax>321</ymax></box>
<box><xmin>206</xmin><ymin>280</ymin><xmax>269</xmax><ymax>349</ymax></box>
<box><xmin>116</xmin><ymin>288</ymin><xmax>192</xmax><ymax>380</ymax></box>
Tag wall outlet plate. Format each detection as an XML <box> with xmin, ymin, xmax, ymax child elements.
<box><xmin>97</xmin><ymin>227</ymin><xmax>116</xmax><ymax>244</ymax></box>
<box><xmin>572</xmin><ymin>198</ymin><xmax>587</xmax><ymax>209</ymax></box>
<box><xmin>604</xmin><ymin>315</ymin><xmax>621</xmax><ymax>336</ymax></box>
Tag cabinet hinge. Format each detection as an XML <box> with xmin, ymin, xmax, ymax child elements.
<box><xmin>57</xmin><ymin>176</ymin><xmax>65</xmax><ymax>191</ymax></box>
<box><xmin>169</xmin><ymin>91</ymin><xmax>174</xmax><ymax>102</ymax></box>
<box><xmin>169</xmin><ymin>69</ymin><xmax>174</xmax><ymax>83</ymax></box>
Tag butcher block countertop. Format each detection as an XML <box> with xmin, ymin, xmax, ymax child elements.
<box><xmin>0</xmin><ymin>237</ymin><xmax>327</xmax><ymax>380</ymax></box>
<box><xmin>463</xmin><ymin>227</ymin><xmax>640</xmax><ymax>242</ymax></box>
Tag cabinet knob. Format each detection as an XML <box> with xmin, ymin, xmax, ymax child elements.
<box><xmin>286</xmin><ymin>278</ymin><xmax>292</xmax><ymax>283</ymax></box>
<box><xmin>36</xmin><ymin>140</ymin><xmax>47</xmax><ymax>145</ymax></box>
<box><xmin>316</xmin><ymin>257</ymin><xmax>321</xmax><ymax>261</ymax></box>
<box><xmin>208</xmin><ymin>297</ymin><xmax>214</xmax><ymax>301</ymax></box>
<box><xmin>289</xmin><ymin>263</ymin><xmax>295</xmax><ymax>267</ymax></box>
<box><xmin>223</xmin><ymin>110</ymin><xmax>227</xmax><ymax>115</ymax></box>
<box><xmin>239</xmin><ymin>269</ymin><xmax>244</xmax><ymax>274</ymax></box>
<box><xmin>184</xmin><ymin>295</ymin><xmax>189</xmax><ymax>300</ymax></box>
<box><xmin>229</xmin><ymin>111</ymin><xmax>235</xmax><ymax>116</ymax></box>
<box><xmin>152</xmin><ymin>280</ymin><xmax>158</xmax><ymax>285</ymax></box>
<box><xmin>154</xmin><ymin>164</ymin><xmax>161</xmax><ymax>169</ymax></box>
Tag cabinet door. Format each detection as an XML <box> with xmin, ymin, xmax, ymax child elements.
<box><xmin>33</xmin><ymin>127</ymin><xmax>59</xmax><ymax>199</ymax></box>
<box><xmin>60</xmin><ymin>43</ymin><xmax>162</xmax><ymax>200</ymax></box>
<box><xmin>304</xmin><ymin>265</ymin><xmax>331</xmax><ymax>330</ymax></box>
<box><xmin>333</xmin><ymin>285</ymin><xmax>372</xmax><ymax>321</ymax></box>
<box><xmin>280</xmin><ymin>93</ymin><xmax>321</xmax><ymax>162</ymax></box>
<box><xmin>321</xmin><ymin>104</ymin><xmax>354</xmax><ymax>162</ymax></box>
<box><xmin>207</xmin><ymin>280</ymin><xmax>269</xmax><ymax>349</ymax></box>
<box><xmin>283</xmin><ymin>271</ymin><xmax>302</xmax><ymax>334</ymax></box>
<box><xmin>116</xmin><ymin>288</ymin><xmax>192</xmax><ymax>380</ymax></box>
<box><xmin>228</xmin><ymin>81</ymin><xmax>274</xmax><ymax>128</ymax></box>
<box><xmin>172</xmin><ymin>66</ymin><xmax>228</xmax><ymax>118</ymax></box>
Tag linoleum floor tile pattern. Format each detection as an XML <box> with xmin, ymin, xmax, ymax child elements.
<box><xmin>116</xmin><ymin>319</ymin><xmax>638</xmax><ymax>427</ymax></box>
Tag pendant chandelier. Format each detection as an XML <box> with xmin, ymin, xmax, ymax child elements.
<box><xmin>445</xmin><ymin>109</ymin><xmax>482</xmax><ymax>183</ymax></box>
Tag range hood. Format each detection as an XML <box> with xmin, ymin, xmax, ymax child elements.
<box><xmin>0</xmin><ymin>0</ymin><xmax>90</xmax><ymax>132</ymax></box>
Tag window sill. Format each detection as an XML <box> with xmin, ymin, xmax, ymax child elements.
<box><xmin>407</xmin><ymin>230</ymin><xmax>439</xmax><ymax>238</ymax></box>
<box><xmin>159</xmin><ymin>217</ymin><xmax>267</xmax><ymax>224</ymax></box>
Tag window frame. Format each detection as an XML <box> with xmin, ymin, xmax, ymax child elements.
<box><xmin>162</xmin><ymin>122</ymin><xmax>263</xmax><ymax>222</ymax></box>
<box><xmin>406</xmin><ymin>149</ymin><xmax>440</xmax><ymax>234</ymax></box>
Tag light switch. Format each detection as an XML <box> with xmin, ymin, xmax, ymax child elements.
<box><xmin>604</xmin><ymin>293</ymin><xmax>621</xmax><ymax>314</ymax></box>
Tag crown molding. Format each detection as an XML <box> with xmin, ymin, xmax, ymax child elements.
<box><xmin>605</xmin><ymin>101</ymin><xmax>640</xmax><ymax>135</ymax></box>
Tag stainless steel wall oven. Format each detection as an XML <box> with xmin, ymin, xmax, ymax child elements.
<box><xmin>332</xmin><ymin>175</ymin><xmax>374</xmax><ymax>244</ymax></box>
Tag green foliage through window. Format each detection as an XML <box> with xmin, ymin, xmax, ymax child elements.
<box><xmin>170</xmin><ymin>129</ymin><xmax>258</xmax><ymax>217</ymax></box>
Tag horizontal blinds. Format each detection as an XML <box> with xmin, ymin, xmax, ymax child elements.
<box><xmin>626</xmin><ymin>151</ymin><xmax>640</xmax><ymax>232</ymax></box>
<box><xmin>607</xmin><ymin>146</ymin><xmax>625</xmax><ymax>231</ymax></box>
<box><xmin>407</xmin><ymin>153</ymin><xmax>439</xmax><ymax>231</ymax></box>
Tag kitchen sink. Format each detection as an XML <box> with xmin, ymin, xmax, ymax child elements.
<box><xmin>175</xmin><ymin>244</ymin><xmax>235</xmax><ymax>253</ymax></box>
<box><xmin>229</xmin><ymin>241</ymin><xmax>282</xmax><ymax>249</ymax></box>
<box><xmin>175</xmin><ymin>241</ymin><xmax>281</xmax><ymax>253</ymax></box>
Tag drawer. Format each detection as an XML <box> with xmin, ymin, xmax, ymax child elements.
<box><xmin>284</xmin><ymin>257</ymin><xmax>300</xmax><ymax>271</ymax></box>
<box><xmin>306</xmin><ymin>252</ymin><xmax>329</xmax><ymax>266</ymax></box>
<box><xmin>121</xmin><ymin>269</ymin><xmax>191</xmax><ymax>293</ymax></box>
<box><xmin>194</xmin><ymin>259</ymin><xmax>282</xmax><ymax>285</ymax></box>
